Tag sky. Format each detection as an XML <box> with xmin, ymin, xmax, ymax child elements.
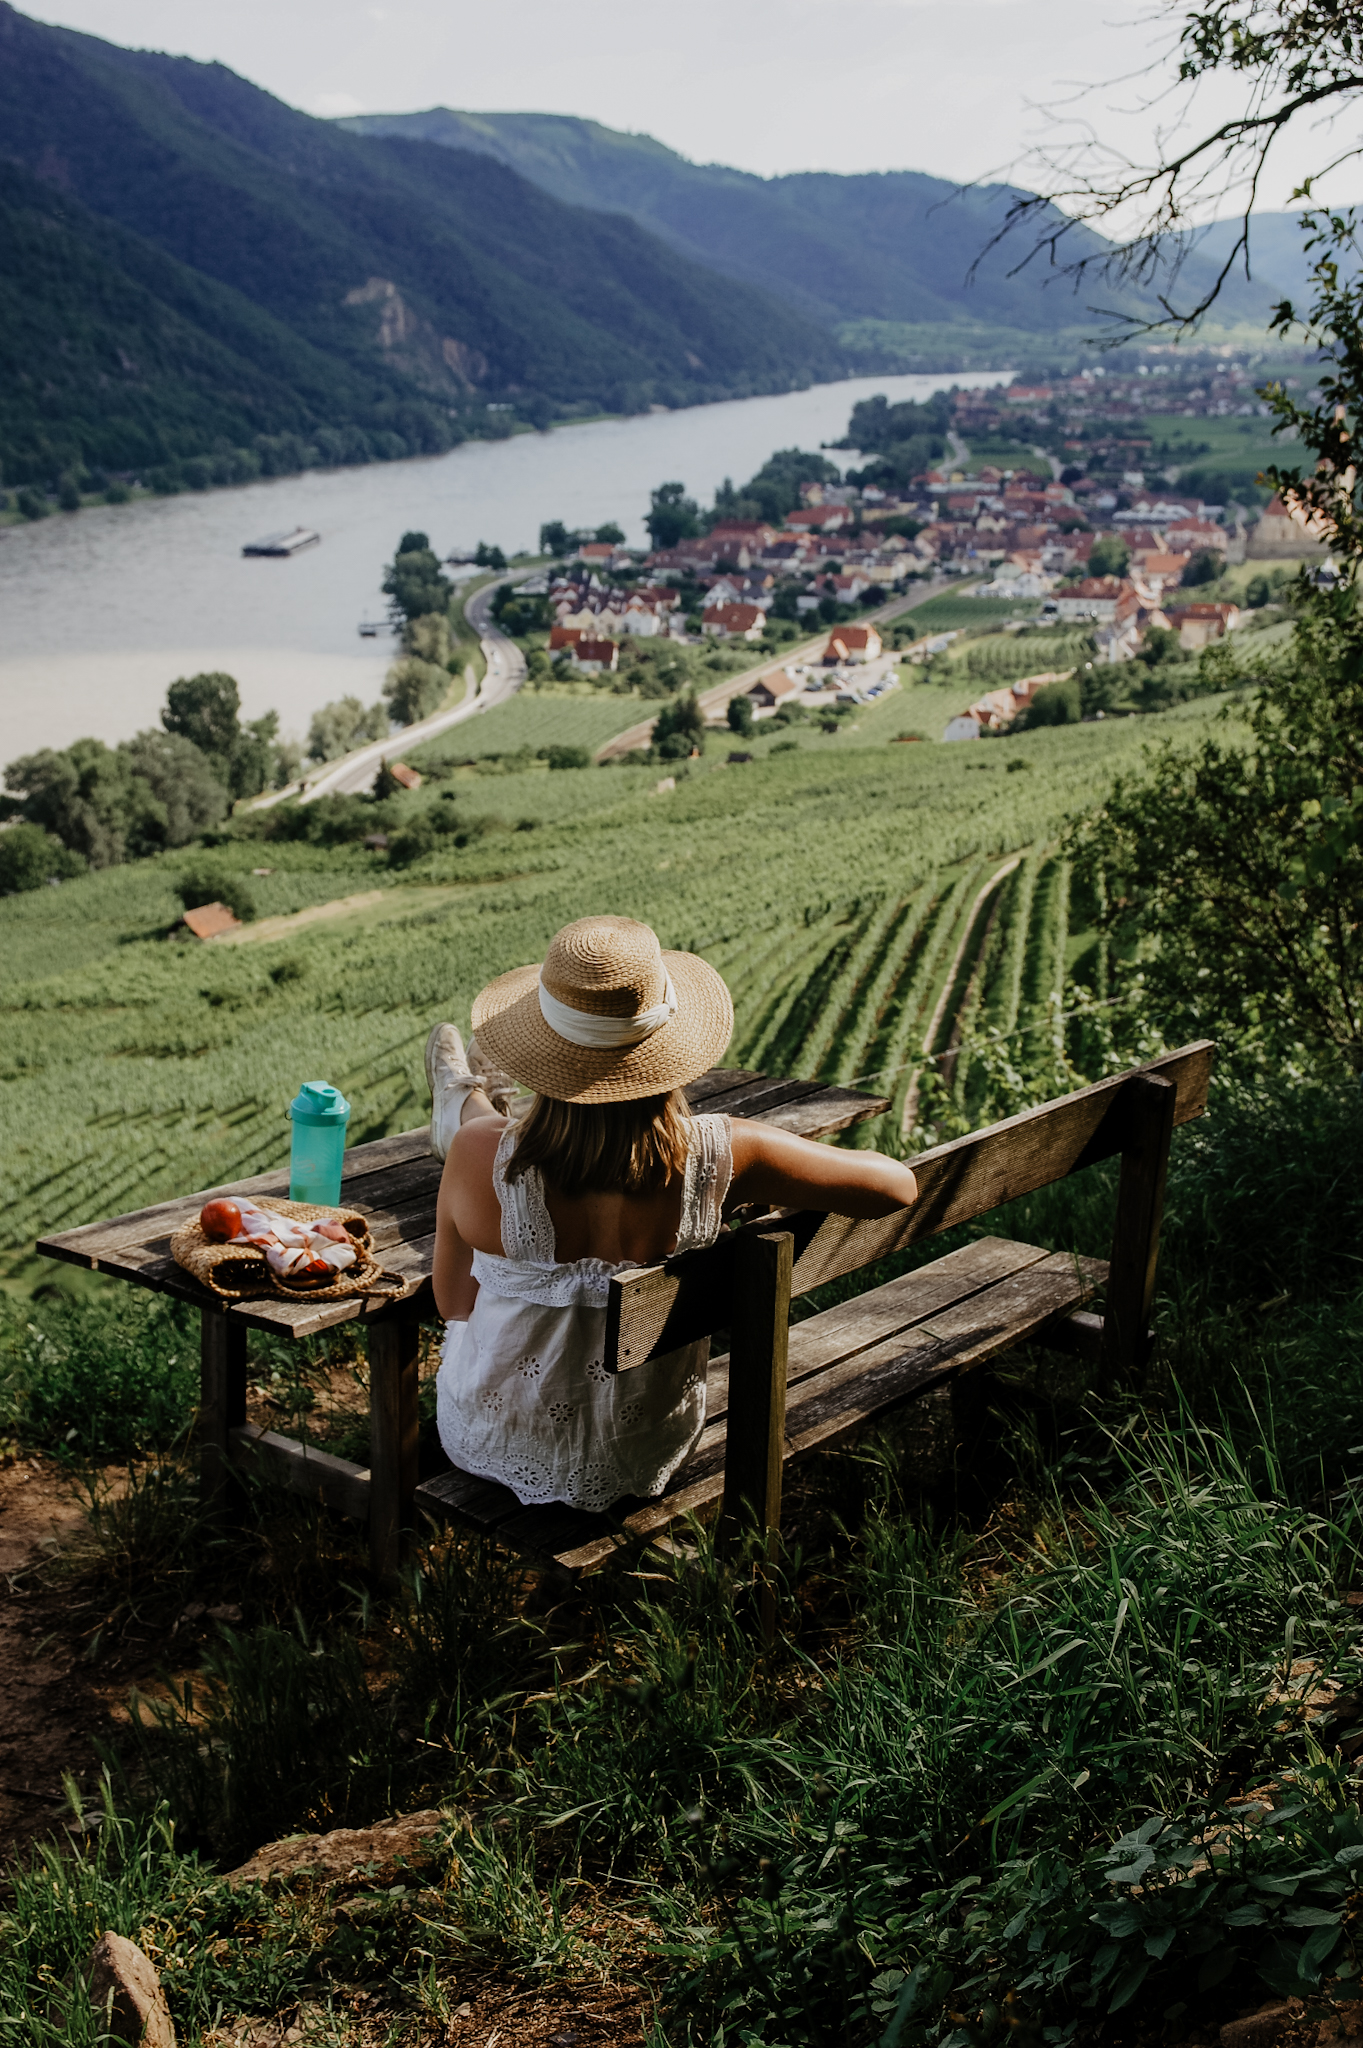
<box><xmin>23</xmin><ymin>0</ymin><xmax>1363</xmax><ymax>214</ymax></box>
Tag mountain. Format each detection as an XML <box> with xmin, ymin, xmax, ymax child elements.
<box><xmin>1193</xmin><ymin>212</ymin><xmax>1317</xmax><ymax>308</ymax></box>
<box><xmin>340</xmin><ymin>109</ymin><xmax>1289</xmax><ymax>335</ymax></box>
<box><xmin>0</xmin><ymin>4</ymin><xmax>841</xmax><ymax>490</ymax></box>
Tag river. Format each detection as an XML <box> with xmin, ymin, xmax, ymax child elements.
<box><xmin>0</xmin><ymin>370</ymin><xmax>1011</xmax><ymax>760</ymax></box>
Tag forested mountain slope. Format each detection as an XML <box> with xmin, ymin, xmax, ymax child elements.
<box><xmin>341</xmin><ymin>108</ymin><xmax>1288</xmax><ymax>333</ymax></box>
<box><xmin>0</xmin><ymin>4</ymin><xmax>840</xmax><ymax>488</ymax></box>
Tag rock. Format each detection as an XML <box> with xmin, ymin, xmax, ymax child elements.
<box><xmin>85</xmin><ymin>1932</ymin><xmax>176</xmax><ymax>2046</ymax></box>
<box><xmin>1220</xmin><ymin>2001</ymin><xmax>1301</xmax><ymax>2048</ymax></box>
<box><xmin>225</xmin><ymin>1807</ymin><xmax>455</xmax><ymax>1889</ymax></box>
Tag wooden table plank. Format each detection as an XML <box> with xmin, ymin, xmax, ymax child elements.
<box><xmin>38</xmin><ymin>1125</ymin><xmax>434</xmax><ymax>1265</ymax></box>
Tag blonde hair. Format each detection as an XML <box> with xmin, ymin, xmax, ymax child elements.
<box><xmin>506</xmin><ymin>1088</ymin><xmax>692</xmax><ymax>1198</ymax></box>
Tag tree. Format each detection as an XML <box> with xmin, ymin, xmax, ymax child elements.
<box><xmin>1181</xmin><ymin>550</ymin><xmax>1221</xmax><ymax>587</ymax></box>
<box><xmin>1018</xmin><ymin>676</ymin><xmax>1082</xmax><ymax>728</ymax></box>
<box><xmin>382</xmin><ymin>534</ymin><xmax>453</xmax><ymax>624</ymax></box>
<box><xmin>372</xmin><ymin>760</ymin><xmax>401</xmax><ymax>800</ymax></box>
<box><xmin>1137</xmin><ymin>626</ymin><xmax>1182</xmax><ymax>669</ymax></box>
<box><xmin>1071</xmin><ymin>589</ymin><xmax>1363</xmax><ymax>1070</ymax></box>
<box><xmin>1001</xmin><ymin>2</ymin><xmax>1363</xmax><ymax>334</ymax></box>
<box><xmin>230</xmin><ymin>711</ymin><xmax>282</xmax><ymax>800</ymax></box>
<box><xmin>403</xmin><ymin>613</ymin><xmax>454</xmax><ymax>665</ymax></box>
<box><xmin>539</xmin><ymin>521</ymin><xmax>572</xmax><ymax>557</ymax></box>
<box><xmin>474</xmin><ymin>541</ymin><xmax>507</xmax><ymax>571</ymax></box>
<box><xmin>307</xmin><ymin>697</ymin><xmax>389</xmax><ymax>763</ymax></box>
<box><xmin>121</xmin><ymin>730</ymin><xmax>230</xmax><ymax>844</ymax></box>
<box><xmin>4</xmin><ymin>738</ymin><xmax>167</xmax><ymax>866</ymax></box>
<box><xmin>383</xmin><ymin>657</ymin><xmax>448</xmax><ymax>726</ymax></box>
<box><xmin>651</xmin><ymin>692</ymin><xmax>706</xmax><ymax>759</ymax></box>
<box><xmin>727</xmin><ymin>693</ymin><xmax>755</xmax><ymax>737</ymax></box>
<box><xmin>163</xmin><ymin>672</ymin><xmax>240</xmax><ymax>764</ymax></box>
<box><xmin>0</xmin><ymin>822</ymin><xmax>85</xmax><ymax>893</ymax></box>
<box><xmin>159</xmin><ymin>671</ymin><xmax>278</xmax><ymax>799</ymax></box>
<box><xmin>646</xmin><ymin>482</ymin><xmax>701</xmax><ymax>550</ymax></box>
<box><xmin>594</xmin><ymin>522</ymin><xmax>626</xmax><ymax>545</ymax></box>
<box><xmin>1087</xmin><ymin>536</ymin><xmax>1130</xmax><ymax>579</ymax></box>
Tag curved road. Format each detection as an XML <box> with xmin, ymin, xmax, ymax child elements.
<box><xmin>294</xmin><ymin>574</ymin><xmax>527</xmax><ymax>803</ymax></box>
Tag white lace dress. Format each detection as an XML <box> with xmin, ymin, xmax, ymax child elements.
<box><xmin>435</xmin><ymin>1114</ymin><xmax>732</xmax><ymax>1513</ymax></box>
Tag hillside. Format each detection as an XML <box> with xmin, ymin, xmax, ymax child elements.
<box><xmin>340</xmin><ymin>108</ymin><xmax>1290</xmax><ymax>336</ymax></box>
<box><xmin>0</xmin><ymin>4</ymin><xmax>840</xmax><ymax>490</ymax></box>
<box><xmin>0</xmin><ymin>158</ymin><xmax>435</xmax><ymax>488</ymax></box>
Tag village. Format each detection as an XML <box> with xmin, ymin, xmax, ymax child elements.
<box><xmin>497</xmin><ymin>349</ymin><xmax>1323</xmax><ymax>742</ymax></box>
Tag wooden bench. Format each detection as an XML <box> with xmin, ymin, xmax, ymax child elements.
<box><xmin>35</xmin><ymin>1065</ymin><xmax>888</xmax><ymax>1584</ymax></box>
<box><xmin>415</xmin><ymin>1041</ymin><xmax>1214</xmax><ymax>1588</ymax></box>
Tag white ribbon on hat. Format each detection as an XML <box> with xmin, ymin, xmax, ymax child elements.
<box><xmin>538</xmin><ymin>972</ymin><xmax>678</xmax><ymax>1049</ymax></box>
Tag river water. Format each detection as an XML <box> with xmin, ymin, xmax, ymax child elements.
<box><xmin>0</xmin><ymin>370</ymin><xmax>1010</xmax><ymax>760</ymax></box>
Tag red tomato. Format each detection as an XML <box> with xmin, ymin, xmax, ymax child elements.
<box><xmin>200</xmin><ymin>1199</ymin><xmax>243</xmax><ymax>1241</ymax></box>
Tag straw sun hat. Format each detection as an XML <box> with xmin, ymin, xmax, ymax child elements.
<box><xmin>470</xmin><ymin>915</ymin><xmax>733</xmax><ymax>1104</ymax></box>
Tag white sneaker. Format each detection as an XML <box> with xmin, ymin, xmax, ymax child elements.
<box><xmin>425</xmin><ymin>1021</ymin><xmax>475</xmax><ymax>1160</ymax></box>
<box><xmin>467</xmin><ymin>1034</ymin><xmax>519</xmax><ymax>1117</ymax></box>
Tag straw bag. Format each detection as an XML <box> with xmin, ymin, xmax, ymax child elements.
<box><xmin>170</xmin><ymin>1198</ymin><xmax>405</xmax><ymax>1303</ymax></box>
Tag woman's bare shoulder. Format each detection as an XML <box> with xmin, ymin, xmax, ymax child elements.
<box><xmin>446</xmin><ymin>1114</ymin><xmax>508</xmax><ymax>1172</ymax></box>
<box><xmin>441</xmin><ymin>1115</ymin><xmax>510</xmax><ymax>1253</ymax></box>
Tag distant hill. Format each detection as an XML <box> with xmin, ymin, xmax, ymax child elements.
<box><xmin>340</xmin><ymin>109</ymin><xmax>1290</xmax><ymax>335</ymax></box>
<box><xmin>0</xmin><ymin>4</ymin><xmax>840</xmax><ymax>490</ymax></box>
<box><xmin>1192</xmin><ymin>213</ymin><xmax>1317</xmax><ymax>308</ymax></box>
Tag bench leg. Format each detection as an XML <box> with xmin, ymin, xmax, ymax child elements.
<box><xmin>199</xmin><ymin>1306</ymin><xmax>247</xmax><ymax>1522</ymax></box>
<box><xmin>720</xmin><ymin>1230</ymin><xmax>793</xmax><ymax>1643</ymax></box>
<box><xmin>369</xmin><ymin>1319</ymin><xmax>421</xmax><ymax>1589</ymax></box>
<box><xmin>1100</xmin><ymin>1072</ymin><xmax>1176</xmax><ymax>1391</ymax></box>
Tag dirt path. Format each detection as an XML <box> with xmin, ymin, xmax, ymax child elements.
<box><xmin>0</xmin><ymin>1456</ymin><xmax>106</xmax><ymax>1864</ymax></box>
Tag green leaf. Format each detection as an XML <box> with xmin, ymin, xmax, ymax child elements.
<box><xmin>1198</xmin><ymin>1947</ymin><xmax>1238</xmax><ymax>1993</ymax></box>
<box><xmin>1108</xmin><ymin>1954</ymin><xmax>1151</xmax><ymax>2012</ymax></box>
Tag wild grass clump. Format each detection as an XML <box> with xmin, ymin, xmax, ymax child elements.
<box><xmin>0</xmin><ymin>1287</ymin><xmax>197</xmax><ymax>1457</ymax></box>
<box><xmin>0</xmin><ymin>1781</ymin><xmax>316</xmax><ymax>2046</ymax></box>
<box><xmin>620</xmin><ymin>1416</ymin><xmax>1363</xmax><ymax>2043</ymax></box>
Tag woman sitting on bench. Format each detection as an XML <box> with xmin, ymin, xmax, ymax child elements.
<box><xmin>428</xmin><ymin>915</ymin><xmax>918</xmax><ymax>1515</ymax></box>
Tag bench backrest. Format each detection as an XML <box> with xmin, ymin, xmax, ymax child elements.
<box><xmin>605</xmin><ymin>1040</ymin><xmax>1215</xmax><ymax>1373</ymax></box>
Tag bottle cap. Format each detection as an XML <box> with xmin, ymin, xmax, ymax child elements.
<box><xmin>288</xmin><ymin>1081</ymin><xmax>351</xmax><ymax>1125</ymax></box>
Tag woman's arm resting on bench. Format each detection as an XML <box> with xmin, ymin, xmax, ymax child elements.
<box><xmin>727</xmin><ymin>1117</ymin><xmax>917</xmax><ymax>1218</ymax></box>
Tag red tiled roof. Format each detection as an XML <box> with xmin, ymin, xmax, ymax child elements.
<box><xmin>182</xmin><ymin>902</ymin><xmax>241</xmax><ymax>941</ymax></box>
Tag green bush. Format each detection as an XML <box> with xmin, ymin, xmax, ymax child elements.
<box><xmin>0</xmin><ymin>821</ymin><xmax>85</xmax><ymax>893</ymax></box>
<box><xmin>176</xmin><ymin>864</ymin><xmax>257</xmax><ymax>922</ymax></box>
<box><xmin>15</xmin><ymin>486</ymin><xmax>47</xmax><ymax>519</ymax></box>
<box><xmin>1021</xmin><ymin>675</ymin><xmax>1082</xmax><ymax>726</ymax></box>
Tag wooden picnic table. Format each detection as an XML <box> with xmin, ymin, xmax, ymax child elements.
<box><xmin>36</xmin><ymin>1067</ymin><xmax>891</xmax><ymax>1582</ymax></box>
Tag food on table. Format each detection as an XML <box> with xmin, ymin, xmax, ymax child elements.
<box><xmin>197</xmin><ymin>1197</ymin><xmax>359</xmax><ymax>1285</ymax></box>
<box><xmin>199</xmin><ymin>1198</ymin><xmax>243</xmax><ymax>1241</ymax></box>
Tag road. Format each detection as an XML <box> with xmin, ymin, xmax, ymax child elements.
<box><xmin>293</xmin><ymin>574</ymin><xmax>527</xmax><ymax>803</ymax></box>
<box><xmin>594</xmin><ymin>575</ymin><xmax>961</xmax><ymax>760</ymax></box>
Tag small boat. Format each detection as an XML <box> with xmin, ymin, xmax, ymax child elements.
<box><xmin>357</xmin><ymin>619</ymin><xmax>383</xmax><ymax>638</ymax></box>
<box><xmin>242</xmin><ymin>526</ymin><xmax>320</xmax><ymax>557</ymax></box>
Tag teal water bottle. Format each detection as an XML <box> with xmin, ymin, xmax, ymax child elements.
<box><xmin>288</xmin><ymin>1082</ymin><xmax>351</xmax><ymax>1204</ymax></box>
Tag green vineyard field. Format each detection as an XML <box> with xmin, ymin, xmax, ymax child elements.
<box><xmin>0</xmin><ymin>696</ymin><xmax>1227</xmax><ymax>1256</ymax></box>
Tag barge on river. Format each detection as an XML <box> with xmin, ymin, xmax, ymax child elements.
<box><xmin>242</xmin><ymin>526</ymin><xmax>320</xmax><ymax>557</ymax></box>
